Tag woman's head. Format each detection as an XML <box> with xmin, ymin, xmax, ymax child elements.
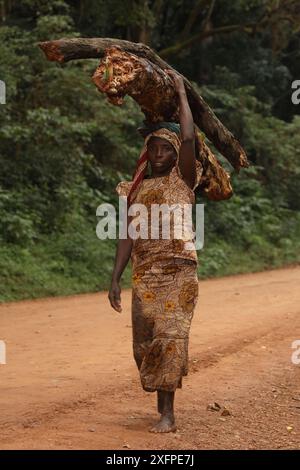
<box><xmin>146</xmin><ymin>135</ymin><xmax>177</xmax><ymax>175</ymax></box>
<box><xmin>127</xmin><ymin>122</ymin><xmax>183</xmax><ymax>205</ymax></box>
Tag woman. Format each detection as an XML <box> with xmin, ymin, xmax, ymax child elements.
<box><xmin>108</xmin><ymin>69</ymin><xmax>203</xmax><ymax>433</ymax></box>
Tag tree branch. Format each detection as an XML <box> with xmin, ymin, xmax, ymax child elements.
<box><xmin>177</xmin><ymin>0</ymin><xmax>210</xmax><ymax>42</ymax></box>
<box><xmin>158</xmin><ymin>23</ymin><xmax>257</xmax><ymax>58</ymax></box>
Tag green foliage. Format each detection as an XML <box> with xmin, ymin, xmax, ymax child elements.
<box><xmin>0</xmin><ymin>0</ymin><xmax>299</xmax><ymax>301</ymax></box>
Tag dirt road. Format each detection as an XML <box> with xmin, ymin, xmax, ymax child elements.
<box><xmin>0</xmin><ymin>266</ymin><xmax>299</xmax><ymax>449</ymax></box>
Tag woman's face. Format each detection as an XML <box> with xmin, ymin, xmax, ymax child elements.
<box><xmin>147</xmin><ymin>136</ymin><xmax>177</xmax><ymax>175</ymax></box>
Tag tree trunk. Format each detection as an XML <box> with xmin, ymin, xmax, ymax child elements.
<box><xmin>38</xmin><ymin>37</ymin><xmax>249</xmax><ymax>172</ymax></box>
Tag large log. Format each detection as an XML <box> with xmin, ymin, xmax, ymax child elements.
<box><xmin>38</xmin><ymin>37</ymin><xmax>249</xmax><ymax>172</ymax></box>
<box><xmin>91</xmin><ymin>45</ymin><xmax>233</xmax><ymax>201</ymax></box>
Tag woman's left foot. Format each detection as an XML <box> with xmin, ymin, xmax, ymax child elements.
<box><xmin>149</xmin><ymin>415</ymin><xmax>177</xmax><ymax>433</ymax></box>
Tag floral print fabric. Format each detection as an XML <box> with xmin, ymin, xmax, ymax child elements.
<box><xmin>131</xmin><ymin>258</ymin><xmax>199</xmax><ymax>392</ymax></box>
<box><xmin>115</xmin><ymin>159</ymin><xmax>203</xmax><ymax>271</ymax></box>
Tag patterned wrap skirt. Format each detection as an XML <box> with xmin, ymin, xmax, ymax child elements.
<box><xmin>131</xmin><ymin>257</ymin><xmax>199</xmax><ymax>392</ymax></box>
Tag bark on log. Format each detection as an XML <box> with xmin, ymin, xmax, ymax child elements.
<box><xmin>38</xmin><ymin>37</ymin><xmax>249</xmax><ymax>172</ymax></box>
<box><xmin>92</xmin><ymin>46</ymin><xmax>179</xmax><ymax>121</ymax></box>
<box><xmin>196</xmin><ymin>135</ymin><xmax>233</xmax><ymax>201</ymax></box>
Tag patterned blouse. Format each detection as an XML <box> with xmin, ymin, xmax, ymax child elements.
<box><xmin>115</xmin><ymin>160</ymin><xmax>203</xmax><ymax>270</ymax></box>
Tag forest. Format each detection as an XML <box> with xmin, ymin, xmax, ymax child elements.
<box><xmin>0</xmin><ymin>0</ymin><xmax>299</xmax><ymax>301</ymax></box>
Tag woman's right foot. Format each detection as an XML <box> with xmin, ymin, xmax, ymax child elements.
<box><xmin>149</xmin><ymin>414</ymin><xmax>177</xmax><ymax>433</ymax></box>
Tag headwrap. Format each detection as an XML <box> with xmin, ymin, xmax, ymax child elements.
<box><xmin>137</xmin><ymin>121</ymin><xmax>181</xmax><ymax>139</ymax></box>
<box><xmin>127</xmin><ymin>121</ymin><xmax>182</xmax><ymax>206</ymax></box>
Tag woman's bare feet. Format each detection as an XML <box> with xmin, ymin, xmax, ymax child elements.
<box><xmin>149</xmin><ymin>414</ymin><xmax>177</xmax><ymax>433</ymax></box>
<box><xmin>151</xmin><ymin>390</ymin><xmax>176</xmax><ymax>433</ymax></box>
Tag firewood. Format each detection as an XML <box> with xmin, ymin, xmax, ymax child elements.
<box><xmin>38</xmin><ymin>38</ymin><xmax>249</xmax><ymax>172</ymax></box>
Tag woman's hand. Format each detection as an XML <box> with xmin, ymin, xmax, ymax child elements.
<box><xmin>108</xmin><ymin>279</ymin><xmax>122</xmax><ymax>313</ymax></box>
<box><xmin>165</xmin><ymin>68</ymin><xmax>186</xmax><ymax>93</ymax></box>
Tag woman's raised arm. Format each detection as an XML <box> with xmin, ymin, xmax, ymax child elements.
<box><xmin>166</xmin><ymin>69</ymin><xmax>196</xmax><ymax>189</ymax></box>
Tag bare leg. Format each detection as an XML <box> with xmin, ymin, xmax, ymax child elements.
<box><xmin>150</xmin><ymin>391</ymin><xmax>177</xmax><ymax>433</ymax></box>
<box><xmin>157</xmin><ymin>391</ymin><xmax>164</xmax><ymax>414</ymax></box>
